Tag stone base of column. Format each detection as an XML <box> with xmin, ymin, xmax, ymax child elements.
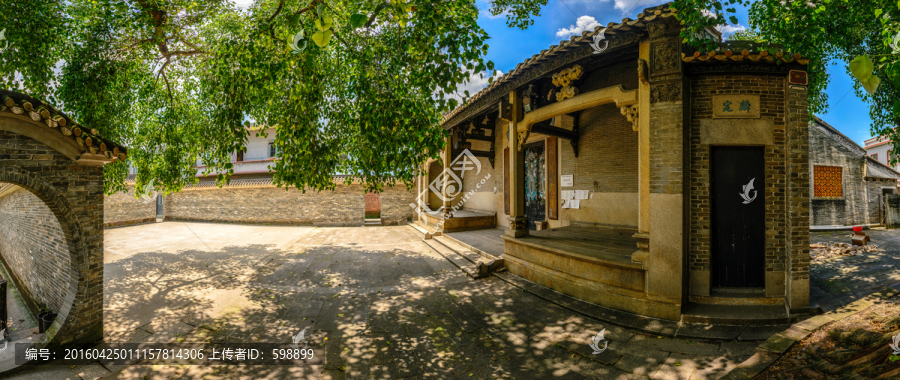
<box><xmin>631</xmin><ymin>232</ymin><xmax>650</xmax><ymax>264</ymax></box>
<box><xmin>506</xmin><ymin>216</ymin><xmax>529</xmax><ymax>238</ymax></box>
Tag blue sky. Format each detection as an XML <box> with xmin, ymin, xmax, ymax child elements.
<box><xmin>467</xmin><ymin>0</ymin><xmax>877</xmax><ymax>146</ymax></box>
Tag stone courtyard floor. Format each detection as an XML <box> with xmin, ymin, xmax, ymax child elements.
<box><xmin>809</xmin><ymin>229</ymin><xmax>900</xmax><ymax>312</ymax></box>
<box><xmin>7</xmin><ymin>222</ymin><xmax>775</xmax><ymax>379</ymax></box>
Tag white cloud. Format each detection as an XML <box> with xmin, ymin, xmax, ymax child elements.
<box><xmin>556</xmin><ymin>16</ymin><xmax>603</xmax><ymax>38</ymax></box>
<box><xmin>701</xmin><ymin>9</ymin><xmax>717</xmax><ymax>18</ymax></box>
<box><xmin>448</xmin><ymin>70</ymin><xmax>504</xmax><ymax>103</ymax></box>
<box><xmin>614</xmin><ymin>0</ymin><xmax>631</xmax><ymax>11</ymax></box>
<box><xmin>233</xmin><ymin>0</ymin><xmax>254</xmax><ymax>9</ymax></box>
<box><xmin>717</xmin><ymin>24</ymin><xmax>747</xmax><ymax>34</ymax></box>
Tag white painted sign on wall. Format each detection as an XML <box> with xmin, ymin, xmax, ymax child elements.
<box><xmin>561</xmin><ymin>175</ymin><xmax>574</xmax><ymax>187</ymax></box>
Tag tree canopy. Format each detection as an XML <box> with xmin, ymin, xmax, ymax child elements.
<box><xmin>674</xmin><ymin>0</ymin><xmax>900</xmax><ymax>162</ymax></box>
<box><xmin>4</xmin><ymin>0</ymin><xmax>898</xmax><ymax>195</ymax></box>
<box><xmin>0</xmin><ymin>0</ymin><xmax>548</xmax><ymax>195</ymax></box>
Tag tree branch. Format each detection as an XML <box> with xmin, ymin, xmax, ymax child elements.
<box><xmin>366</xmin><ymin>3</ymin><xmax>388</xmax><ymax>28</ymax></box>
<box><xmin>267</xmin><ymin>0</ymin><xmax>285</xmax><ymax>23</ymax></box>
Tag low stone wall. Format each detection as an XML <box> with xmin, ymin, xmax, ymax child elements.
<box><xmin>0</xmin><ymin>186</ymin><xmax>72</xmax><ymax>318</ymax></box>
<box><xmin>105</xmin><ymin>179</ymin><xmax>416</xmax><ymax>227</ymax></box>
<box><xmin>104</xmin><ymin>186</ymin><xmax>157</xmax><ymax>227</ymax></box>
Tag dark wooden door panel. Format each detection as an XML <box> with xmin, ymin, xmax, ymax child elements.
<box><xmin>711</xmin><ymin>146</ymin><xmax>765</xmax><ymax>288</ymax></box>
<box><xmin>524</xmin><ymin>142</ymin><xmax>546</xmax><ymax>230</ymax></box>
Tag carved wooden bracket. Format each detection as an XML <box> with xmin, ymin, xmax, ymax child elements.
<box><xmin>516</xmin><ymin>130</ymin><xmax>530</xmax><ymax>151</ymax></box>
<box><xmin>620</xmin><ymin>105</ymin><xmax>639</xmax><ymax>132</ymax></box>
<box><xmin>637</xmin><ymin>58</ymin><xmax>649</xmax><ymax>84</ymax></box>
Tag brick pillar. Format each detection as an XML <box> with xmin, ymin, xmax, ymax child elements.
<box><xmin>506</xmin><ymin>90</ymin><xmax>529</xmax><ymax>237</ymax></box>
<box><xmin>645</xmin><ymin>16</ymin><xmax>685</xmax><ymax>315</ymax></box>
<box><xmin>786</xmin><ymin>79</ymin><xmax>810</xmax><ymax>310</ymax></box>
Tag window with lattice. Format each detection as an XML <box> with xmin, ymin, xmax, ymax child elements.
<box><xmin>813</xmin><ymin>165</ymin><xmax>843</xmax><ymax>198</ymax></box>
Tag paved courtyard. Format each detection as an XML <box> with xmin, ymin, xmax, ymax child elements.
<box><xmin>809</xmin><ymin>229</ymin><xmax>900</xmax><ymax>312</ymax></box>
<box><xmin>10</xmin><ymin>222</ymin><xmax>762</xmax><ymax>379</ymax></box>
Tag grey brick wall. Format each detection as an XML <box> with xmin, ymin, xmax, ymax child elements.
<box><xmin>0</xmin><ymin>129</ymin><xmax>105</xmax><ymax>347</ymax></box>
<box><xmin>808</xmin><ymin>121</ymin><xmax>871</xmax><ymax>226</ymax></box>
<box><xmin>688</xmin><ymin>73</ymin><xmax>788</xmax><ymax>275</ymax></box>
<box><xmin>0</xmin><ymin>187</ymin><xmax>72</xmax><ymax>315</ymax></box>
<box><xmin>104</xmin><ymin>185</ymin><xmax>157</xmax><ymax>227</ymax></box>
<box><xmin>160</xmin><ymin>181</ymin><xmax>415</xmax><ymax>226</ymax></box>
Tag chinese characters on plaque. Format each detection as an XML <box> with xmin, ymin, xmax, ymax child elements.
<box><xmin>712</xmin><ymin>95</ymin><xmax>761</xmax><ymax>119</ymax></box>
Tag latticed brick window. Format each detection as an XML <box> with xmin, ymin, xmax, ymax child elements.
<box><xmin>813</xmin><ymin>165</ymin><xmax>843</xmax><ymax>197</ymax></box>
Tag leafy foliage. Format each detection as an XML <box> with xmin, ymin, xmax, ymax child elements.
<box><xmin>2</xmin><ymin>0</ymin><xmax>513</xmax><ymax>195</ymax></box>
<box><xmin>673</xmin><ymin>0</ymin><xmax>900</xmax><ymax>164</ymax></box>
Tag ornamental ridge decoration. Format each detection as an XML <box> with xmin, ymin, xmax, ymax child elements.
<box><xmin>651</xmin><ymin>41</ymin><xmax>680</xmax><ymax>77</ymax></box>
<box><xmin>443</xmin><ymin>32</ymin><xmax>643</xmax><ymax>129</ymax></box>
<box><xmin>646</xmin><ymin>16</ymin><xmax>681</xmax><ymax>38</ymax></box>
<box><xmin>650</xmin><ymin>82</ymin><xmax>682</xmax><ymax>103</ymax></box>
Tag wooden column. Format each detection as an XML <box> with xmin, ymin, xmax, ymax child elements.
<box><xmin>507</xmin><ymin>90</ymin><xmax>529</xmax><ymax>237</ymax></box>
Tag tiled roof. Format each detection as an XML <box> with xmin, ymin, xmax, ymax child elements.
<box><xmin>440</xmin><ymin>2</ymin><xmax>677</xmax><ymax>126</ymax></box>
<box><xmin>681</xmin><ymin>41</ymin><xmax>810</xmax><ymax>65</ymax></box>
<box><xmin>0</xmin><ymin>90</ymin><xmax>127</xmax><ymax>161</ymax></box>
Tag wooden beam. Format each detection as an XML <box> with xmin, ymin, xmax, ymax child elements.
<box><xmin>530</xmin><ymin>120</ymin><xmax>578</xmax><ymax>141</ymax></box>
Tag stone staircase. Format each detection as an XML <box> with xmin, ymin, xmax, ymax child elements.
<box><xmin>683</xmin><ymin>288</ymin><xmax>800</xmax><ymax>325</ymax></box>
<box><xmin>408</xmin><ymin>223</ymin><xmax>504</xmax><ymax>278</ymax></box>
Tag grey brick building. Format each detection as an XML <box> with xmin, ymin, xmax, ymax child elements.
<box><xmin>809</xmin><ymin>117</ymin><xmax>899</xmax><ymax>227</ymax></box>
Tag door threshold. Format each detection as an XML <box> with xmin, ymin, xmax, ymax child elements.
<box><xmin>711</xmin><ymin>287</ymin><xmax>765</xmax><ymax>294</ymax></box>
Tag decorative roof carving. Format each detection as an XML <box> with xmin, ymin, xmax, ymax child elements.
<box><xmin>441</xmin><ymin>3</ymin><xmax>677</xmax><ymax>129</ymax></box>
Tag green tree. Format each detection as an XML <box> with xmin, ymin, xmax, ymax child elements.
<box><xmin>672</xmin><ymin>0</ymin><xmax>900</xmax><ymax>164</ymax></box>
<box><xmin>0</xmin><ymin>0</ymin><xmax>543</xmax><ymax>195</ymax></box>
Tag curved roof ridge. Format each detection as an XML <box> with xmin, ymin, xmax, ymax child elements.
<box><xmin>440</xmin><ymin>2</ymin><xmax>675</xmax><ymax>127</ymax></box>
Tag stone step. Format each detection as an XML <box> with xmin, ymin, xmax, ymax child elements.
<box><xmin>689</xmin><ymin>291</ymin><xmax>785</xmax><ymax>306</ymax></box>
<box><xmin>407</xmin><ymin>223</ymin><xmax>430</xmax><ymax>235</ymax></box>
<box><xmin>421</xmin><ymin>239</ymin><xmax>483</xmax><ymax>279</ymax></box>
<box><xmin>432</xmin><ymin>236</ymin><xmax>485</xmax><ymax>265</ymax></box>
<box><xmin>431</xmin><ymin>236</ymin><xmax>505</xmax><ymax>277</ymax></box>
<box><xmin>682</xmin><ymin>303</ymin><xmax>791</xmax><ymax>326</ymax></box>
<box><xmin>364</xmin><ymin>218</ymin><xmax>382</xmax><ymax>226</ymax></box>
<box><xmin>439</xmin><ymin>233</ymin><xmax>500</xmax><ymax>261</ymax></box>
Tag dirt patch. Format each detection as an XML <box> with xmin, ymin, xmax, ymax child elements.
<box><xmin>755</xmin><ymin>294</ymin><xmax>900</xmax><ymax>379</ymax></box>
<box><xmin>810</xmin><ymin>241</ymin><xmax>880</xmax><ymax>261</ymax></box>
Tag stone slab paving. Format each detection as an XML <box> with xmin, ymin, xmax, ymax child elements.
<box><xmin>6</xmin><ymin>223</ymin><xmax>761</xmax><ymax>379</ymax></box>
<box><xmin>809</xmin><ymin>229</ymin><xmax>900</xmax><ymax>312</ymax></box>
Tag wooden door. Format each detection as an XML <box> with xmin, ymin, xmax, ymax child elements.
<box><xmin>711</xmin><ymin>146</ymin><xmax>765</xmax><ymax>288</ymax></box>
<box><xmin>524</xmin><ymin>142</ymin><xmax>546</xmax><ymax>230</ymax></box>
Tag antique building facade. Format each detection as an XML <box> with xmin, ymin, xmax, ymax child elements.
<box><xmin>417</xmin><ymin>3</ymin><xmax>813</xmax><ymax>321</ymax></box>
<box><xmin>810</xmin><ymin>117</ymin><xmax>899</xmax><ymax>227</ymax></box>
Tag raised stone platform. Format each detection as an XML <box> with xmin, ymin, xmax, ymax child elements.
<box><xmin>421</xmin><ymin>210</ymin><xmax>496</xmax><ymax>233</ymax></box>
<box><xmin>502</xmin><ymin>226</ymin><xmax>681</xmax><ymax>320</ymax></box>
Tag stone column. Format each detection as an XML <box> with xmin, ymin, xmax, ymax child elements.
<box><xmin>632</xmin><ymin>38</ymin><xmax>652</xmax><ymax>264</ymax></box>
<box><xmin>506</xmin><ymin>90</ymin><xmax>529</xmax><ymax>237</ymax></box>
<box><xmin>644</xmin><ymin>16</ymin><xmax>685</xmax><ymax>317</ymax></box>
<box><xmin>441</xmin><ymin>135</ymin><xmax>454</xmax><ymax>217</ymax></box>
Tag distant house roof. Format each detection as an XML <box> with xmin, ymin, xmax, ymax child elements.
<box><xmin>812</xmin><ymin>116</ymin><xmax>900</xmax><ymax>179</ymax></box>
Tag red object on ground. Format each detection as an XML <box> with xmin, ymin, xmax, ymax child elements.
<box><xmin>852</xmin><ymin>226</ymin><xmax>863</xmax><ymax>232</ymax></box>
